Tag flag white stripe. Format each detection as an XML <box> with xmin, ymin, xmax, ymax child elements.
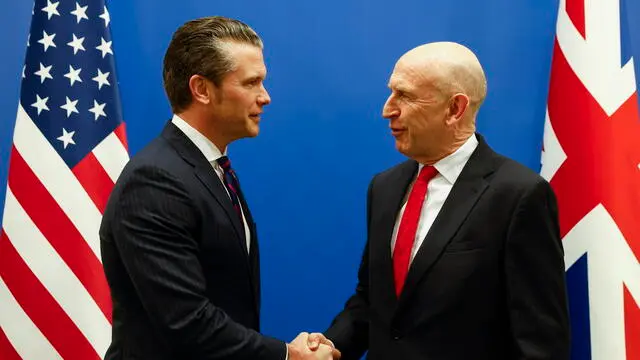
<box><xmin>93</xmin><ymin>131</ymin><xmax>129</xmax><ymax>183</ymax></box>
<box><xmin>3</xmin><ymin>187</ymin><xmax>111</xmax><ymax>357</ymax></box>
<box><xmin>0</xmin><ymin>276</ymin><xmax>63</xmax><ymax>360</ymax></box>
<box><xmin>13</xmin><ymin>104</ymin><xmax>102</xmax><ymax>260</ymax></box>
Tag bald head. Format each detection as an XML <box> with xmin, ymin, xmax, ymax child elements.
<box><xmin>398</xmin><ymin>42</ymin><xmax>487</xmax><ymax>117</ymax></box>
<box><xmin>383</xmin><ymin>42</ymin><xmax>487</xmax><ymax>163</ymax></box>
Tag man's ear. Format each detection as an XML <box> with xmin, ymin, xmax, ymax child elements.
<box><xmin>188</xmin><ymin>75</ymin><xmax>213</xmax><ymax>105</ymax></box>
<box><xmin>445</xmin><ymin>93</ymin><xmax>470</xmax><ymax>126</ymax></box>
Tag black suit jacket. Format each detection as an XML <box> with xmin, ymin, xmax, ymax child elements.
<box><xmin>326</xmin><ymin>135</ymin><xmax>570</xmax><ymax>360</ymax></box>
<box><xmin>100</xmin><ymin>122</ymin><xmax>285</xmax><ymax>359</ymax></box>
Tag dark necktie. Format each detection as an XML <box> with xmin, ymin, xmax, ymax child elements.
<box><xmin>216</xmin><ymin>156</ymin><xmax>243</xmax><ymax>221</ymax></box>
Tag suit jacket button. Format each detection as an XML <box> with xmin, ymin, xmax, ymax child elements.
<box><xmin>391</xmin><ymin>328</ymin><xmax>401</xmax><ymax>340</ymax></box>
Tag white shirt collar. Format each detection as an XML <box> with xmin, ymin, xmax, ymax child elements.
<box><xmin>419</xmin><ymin>134</ymin><xmax>479</xmax><ymax>185</ymax></box>
<box><xmin>171</xmin><ymin>114</ymin><xmax>226</xmax><ymax>163</ymax></box>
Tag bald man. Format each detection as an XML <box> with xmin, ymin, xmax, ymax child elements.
<box><xmin>325</xmin><ymin>42</ymin><xmax>570</xmax><ymax>360</ymax></box>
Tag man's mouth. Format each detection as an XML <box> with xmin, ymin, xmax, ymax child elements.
<box><xmin>391</xmin><ymin>127</ymin><xmax>406</xmax><ymax>136</ymax></box>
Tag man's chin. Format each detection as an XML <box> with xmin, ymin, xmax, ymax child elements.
<box><xmin>247</xmin><ymin>126</ymin><xmax>260</xmax><ymax>138</ymax></box>
<box><xmin>232</xmin><ymin>128</ymin><xmax>259</xmax><ymax>142</ymax></box>
<box><xmin>395</xmin><ymin>141</ymin><xmax>409</xmax><ymax>156</ymax></box>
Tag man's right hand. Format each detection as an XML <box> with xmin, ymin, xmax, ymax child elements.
<box><xmin>287</xmin><ymin>332</ymin><xmax>335</xmax><ymax>360</ymax></box>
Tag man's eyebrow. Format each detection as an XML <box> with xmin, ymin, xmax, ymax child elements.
<box><xmin>243</xmin><ymin>74</ymin><xmax>264</xmax><ymax>82</ymax></box>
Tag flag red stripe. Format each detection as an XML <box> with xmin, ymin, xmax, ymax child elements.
<box><xmin>624</xmin><ymin>286</ymin><xmax>640</xmax><ymax>360</ymax></box>
<box><xmin>8</xmin><ymin>147</ymin><xmax>112</xmax><ymax>322</ymax></box>
<box><xmin>548</xmin><ymin>40</ymin><xmax>640</xmax><ymax>261</ymax></box>
<box><xmin>72</xmin><ymin>152</ymin><xmax>114</xmax><ymax>214</ymax></box>
<box><xmin>606</xmin><ymin>93</ymin><xmax>640</xmax><ymax>261</ymax></box>
<box><xmin>546</xmin><ymin>41</ymin><xmax>601</xmax><ymax>238</ymax></box>
<box><xmin>0</xmin><ymin>327</ymin><xmax>21</xmax><ymax>360</ymax></box>
<box><xmin>113</xmin><ymin>123</ymin><xmax>128</xmax><ymax>152</ymax></box>
<box><xmin>0</xmin><ymin>231</ymin><xmax>100</xmax><ymax>360</ymax></box>
<box><xmin>566</xmin><ymin>0</ymin><xmax>586</xmax><ymax>39</ymax></box>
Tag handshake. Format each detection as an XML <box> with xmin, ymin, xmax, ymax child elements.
<box><xmin>287</xmin><ymin>332</ymin><xmax>341</xmax><ymax>360</ymax></box>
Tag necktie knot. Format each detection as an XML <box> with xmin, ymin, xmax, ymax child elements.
<box><xmin>215</xmin><ymin>155</ymin><xmax>243</xmax><ymax>222</ymax></box>
<box><xmin>216</xmin><ymin>156</ymin><xmax>232</xmax><ymax>172</ymax></box>
<box><xmin>418</xmin><ymin>165</ymin><xmax>438</xmax><ymax>183</ymax></box>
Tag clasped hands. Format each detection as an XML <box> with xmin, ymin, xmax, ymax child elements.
<box><xmin>287</xmin><ymin>332</ymin><xmax>341</xmax><ymax>360</ymax></box>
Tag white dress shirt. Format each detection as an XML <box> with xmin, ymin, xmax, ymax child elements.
<box><xmin>391</xmin><ymin>134</ymin><xmax>479</xmax><ymax>262</ymax></box>
<box><xmin>171</xmin><ymin>114</ymin><xmax>251</xmax><ymax>253</ymax></box>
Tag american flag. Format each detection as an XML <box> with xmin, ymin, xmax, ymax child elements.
<box><xmin>541</xmin><ymin>0</ymin><xmax>640</xmax><ymax>358</ymax></box>
<box><xmin>0</xmin><ymin>0</ymin><xmax>128</xmax><ymax>359</ymax></box>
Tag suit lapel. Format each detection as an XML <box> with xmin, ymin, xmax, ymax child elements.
<box><xmin>371</xmin><ymin>160</ymin><xmax>418</xmax><ymax>315</ymax></box>
<box><xmin>397</xmin><ymin>135</ymin><xmax>498</xmax><ymax>309</ymax></box>
<box><xmin>194</xmin><ymin>166</ymin><xmax>248</xmax><ymax>251</ymax></box>
<box><xmin>161</xmin><ymin>122</ymin><xmax>248</xmax><ymax>254</ymax></box>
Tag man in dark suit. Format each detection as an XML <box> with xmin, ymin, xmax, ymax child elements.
<box><xmin>100</xmin><ymin>16</ymin><xmax>336</xmax><ymax>360</ymax></box>
<box><xmin>325</xmin><ymin>42</ymin><xmax>570</xmax><ymax>359</ymax></box>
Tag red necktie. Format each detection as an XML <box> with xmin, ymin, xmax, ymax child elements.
<box><xmin>393</xmin><ymin>165</ymin><xmax>438</xmax><ymax>296</ymax></box>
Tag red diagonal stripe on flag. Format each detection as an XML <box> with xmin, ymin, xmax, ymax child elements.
<box><xmin>113</xmin><ymin>122</ymin><xmax>129</xmax><ymax>151</ymax></box>
<box><xmin>72</xmin><ymin>151</ymin><xmax>115</xmax><ymax>214</ymax></box>
<box><xmin>547</xmin><ymin>40</ymin><xmax>640</xmax><ymax>262</ymax></box>
<box><xmin>625</xmin><ymin>286</ymin><xmax>640</xmax><ymax>359</ymax></box>
<box><xmin>0</xmin><ymin>327</ymin><xmax>21</xmax><ymax>360</ymax></box>
<box><xmin>8</xmin><ymin>147</ymin><xmax>112</xmax><ymax>321</ymax></box>
<box><xmin>0</xmin><ymin>232</ymin><xmax>100</xmax><ymax>360</ymax></box>
<box><xmin>566</xmin><ymin>0</ymin><xmax>586</xmax><ymax>39</ymax></box>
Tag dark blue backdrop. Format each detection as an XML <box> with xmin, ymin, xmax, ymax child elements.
<box><xmin>1</xmin><ymin>0</ymin><xmax>639</xmax><ymax>347</ymax></box>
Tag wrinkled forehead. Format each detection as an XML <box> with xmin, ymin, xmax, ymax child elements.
<box><xmin>389</xmin><ymin>57</ymin><xmax>440</xmax><ymax>91</ymax></box>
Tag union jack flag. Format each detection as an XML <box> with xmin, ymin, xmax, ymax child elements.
<box><xmin>0</xmin><ymin>1</ymin><xmax>128</xmax><ymax>359</ymax></box>
<box><xmin>541</xmin><ymin>0</ymin><xmax>640</xmax><ymax>358</ymax></box>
